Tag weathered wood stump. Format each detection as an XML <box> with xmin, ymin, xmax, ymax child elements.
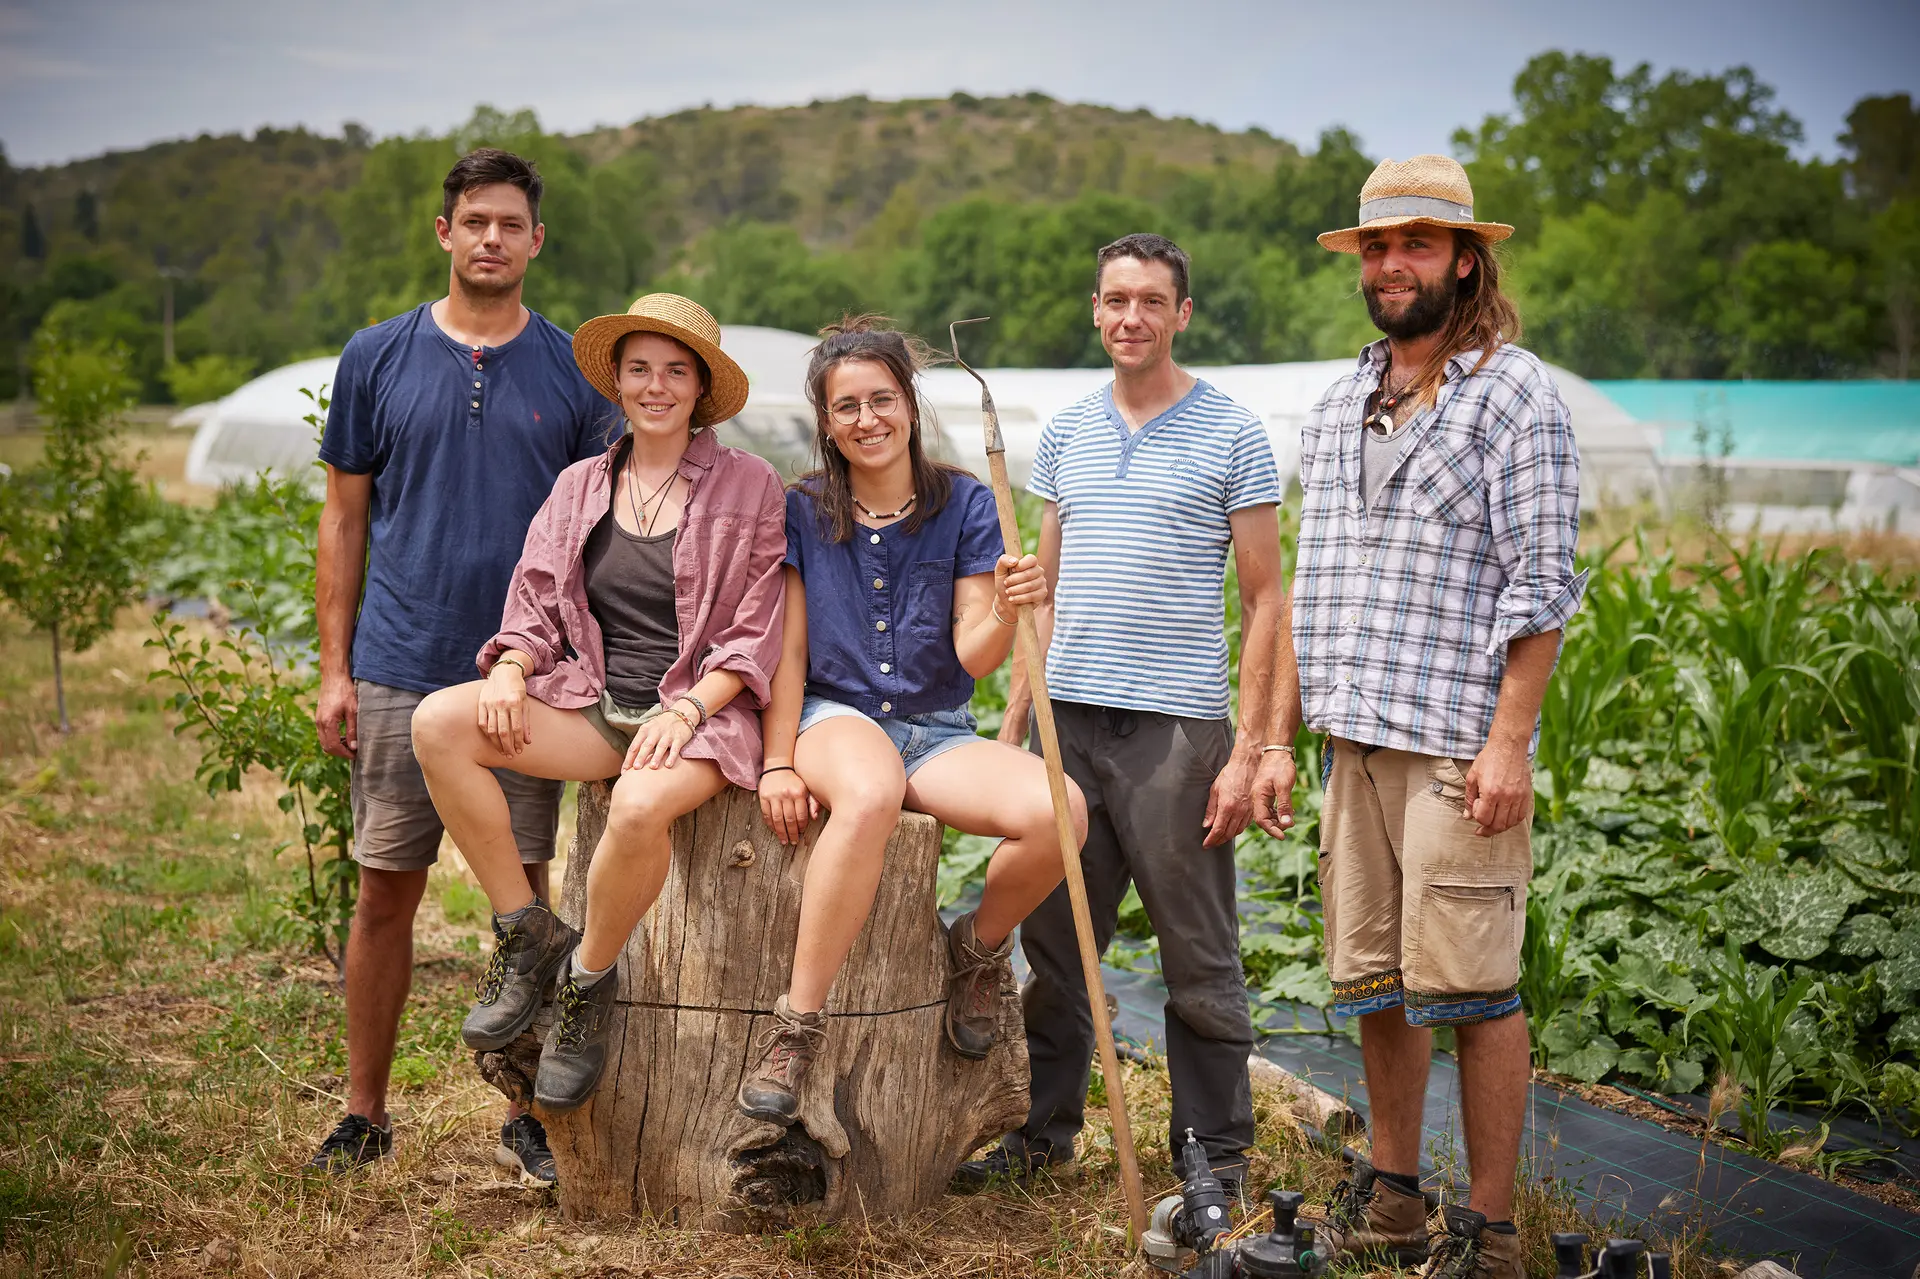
<box><xmin>477</xmin><ymin>782</ymin><xmax>1029</xmax><ymax>1231</ymax></box>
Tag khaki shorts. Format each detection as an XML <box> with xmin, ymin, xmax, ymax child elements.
<box><xmin>578</xmin><ymin>690</ymin><xmax>665</xmax><ymax>757</ymax></box>
<box><xmin>350</xmin><ymin>680</ymin><xmax>562</xmax><ymax>874</ymax></box>
<box><xmin>1317</xmin><ymin>737</ymin><xmax>1530</xmax><ymax>1026</ymax></box>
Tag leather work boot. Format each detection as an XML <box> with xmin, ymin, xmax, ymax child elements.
<box><xmin>944</xmin><ymin>910</ymin><xmax>1013</xmax><ymax>1060</ymax></box>
<box><xmin>1423</xmin><ymin>1206</ymin><xmax>1524</xmax><ymax>1279</ymax></box>
<box><xmin>462</xmin><ymin>899</ymin><xmax>580</xmax><ymax>1052</ymax></box>
<box><xmin>1315</xmin><ymin>1153</ymin><xmax>1430</xmax><ymax>1265</ymax></box>
<box><xmin>737</xmin><ymin>995</ymin><xmax>828</xmax><ymax>1125</ymax></box>
<box><xmin>534</xmin><ymin>965</ymin><xmax>620</xmax><ymax>1112</ymax></box>
<box><xmin>948</xmin><ymin>1136</ymin><xmax>1077</xmax><ymax>1193</ymax></box>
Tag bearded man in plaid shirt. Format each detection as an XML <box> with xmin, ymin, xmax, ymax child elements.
<box><xmin>1253</xmin><ymin>155</ymin><xmax>1585</xmax><ymax>1279</ymax></box>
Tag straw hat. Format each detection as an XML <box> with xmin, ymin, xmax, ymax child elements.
<box><xmin>1317</xmin><ymin>155</ymin><xmax>1514</xmax><ymax>254</ymax></box>
<box><xmin>571</xmin><ymin>293</ymin><xmax>750</xmax><ymax>427</ymax></box>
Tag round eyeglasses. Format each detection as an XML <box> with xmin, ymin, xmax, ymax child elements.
<box><xmin>829</xmin><ymin>391</ymin><xmax>906</xmax><ymax>425</ymax></box>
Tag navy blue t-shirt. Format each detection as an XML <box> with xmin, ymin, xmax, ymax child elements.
<box><xmin>319</xmin><ymin>304</ymin><xmax>610</xmax><ymax>693</ymax></box>
<box><xmin>784</xmin><ymin>473</ymin><xmax>1005</xmax><ymax>717</ymax></box>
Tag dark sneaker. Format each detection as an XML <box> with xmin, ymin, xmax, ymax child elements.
<box><xmin>948</xmin><ymin>1137</ymin><xmax>1076</xmax><ymax>1193</ymax></box>
<box><xmin>495</xmin><ymin>1113</ymin><xmax>557</xmax><ymax>1188</ymax></box>
<box><xmin>944</xmin><ymin>911</ymin><xmax>1013</xmax><ymax>1060</ymax></box>
<box><xmin>1423</xmin><ymin>1206</ymin><xmax>1524</xmax><ymax>1279</ymax></box>
<box><xmin>737</xmin><ymin>995</ymin><xmax>828</xmax><ymax>1124</ymax></box>
<box><xmin>307</xmin><ymin>1113</ymin><xmax>392</xmax><ymax>1173</ymax></box>
<box><xmin>534</xmin><ymin>966</ymin><xmax>620</xmax><ymax>1113</ymax></box>
<box><xmin>462</xmin><ymin>899</ymin><xmax>580</xmax><ymax>1053</ymax></box>
<box><xmin>1316</xmin><ymin>1153</ymin><xmax>1430</xmax><ymax>1265</ymax></box>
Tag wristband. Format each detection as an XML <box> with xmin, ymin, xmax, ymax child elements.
<box><xmin>677</xmin><ymin>693</ymin><xmax>709</xmax><ymax>726</ymax></box>
<box><xmin>665</xmin><ymin>707</ymin><xmax>698</xmax><ymax>734</ymax></box>
<box><xmin>761</xmin><ymin>764</ymin><xmax>797</xmax><ymax>778</ymax></box>
<box><xmin>991</xmin><ymin>597</ymin><xmax>1017</xmax><ymax>627</ymax></box>
<box><xmin>1260</xmin><ymin>744</ymin><xmax>1296</xmax><ymax>756</ymax></box>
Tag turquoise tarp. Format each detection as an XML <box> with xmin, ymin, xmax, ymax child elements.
<box><xmin>1592</xmin><ymin>380</ymin><xmax>1920</xmax><ymax>467</ymax></box>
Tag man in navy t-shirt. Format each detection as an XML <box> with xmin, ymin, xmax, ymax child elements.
<box><xmin>308</xmin><ymin>148</ymin><xmax>608</xmax><ymax>1184</ymax></box>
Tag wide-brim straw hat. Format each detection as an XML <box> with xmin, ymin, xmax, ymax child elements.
<box><xmin>1318</xmin><ymin>154</ymin><xmax>1514</xmax><ymax>254</ymax></box>
<box><xmin>572</xmin><ymin>293</ymin><xmax>750</xmax><ymax>428</ymax></box>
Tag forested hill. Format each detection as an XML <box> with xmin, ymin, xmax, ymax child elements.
<box><xmin>3</xmin><ymin>57</ymin><xmax>1916</xmax><ymax>404</ymax></box>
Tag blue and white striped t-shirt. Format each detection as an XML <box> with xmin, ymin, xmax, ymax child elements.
<box><xmin>1028</xmin><ymin>379</ymin><xmax>1283</xmax><ymax>721</ymax></box>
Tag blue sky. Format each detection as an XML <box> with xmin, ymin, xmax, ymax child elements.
<box><xmin>2</xmin><ymin>0</ymin><xmax>1915</xmax><ymax>168</ymax></box>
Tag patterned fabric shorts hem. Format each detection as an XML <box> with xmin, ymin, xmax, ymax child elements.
<box><xmin>1331</xmin><ymin>968</ymin><xmax>1405</xmax><ymax>1017</ymax></box>
<box><xmin>1402</xmin><ymin>988</ymin><xmax>1522</xmax><ymax>1026</ymax></box>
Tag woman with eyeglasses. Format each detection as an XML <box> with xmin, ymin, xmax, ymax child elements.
<box><xmin>737</xmin><ymin>317</ymin><xmax>1087</xmax><ymax>1125</ymax></box>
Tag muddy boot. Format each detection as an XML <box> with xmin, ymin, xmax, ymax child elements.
<box><xmin>737</xmin><ymin>996</ymin><xmax>828</xmax><ymax>1124</ymax></box>
<box><xmin>534</xmin><ymin>965</ymin><xmax>620</xmax><ymax>1112</ymax></box>
<box><xmin>462</xmin><ymin>899</ymin><xmax>580</xmax><ymax>1052</ymax></box>
<box><xmin>944</xmin><ymin>911</ymin><xmax>1014</xmax><ymax>1060</ymax></box>
<box><xmin>1423</xmin><ymin>1206</ymin><xmax>1523</xmax><ymax>1279</ymax></box>
<box><xmin>1315</xmin><ymin>1154</ymin><xmax>1430</xmax><ymax>1266</ymax></box>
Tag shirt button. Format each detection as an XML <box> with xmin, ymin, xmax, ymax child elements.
<box><xmin>873</xmin><ymin>578</ymin><xmax>884</xmax><ymax>589</ymax></box>
<box><xmin>470</xmin><ymin>399</ymin><xmax>479</xmax><ymax>408</ymax></box>
<box><xmin>880</xmin><ymin>701</ymin><xmax>892</xmax><ymax>713</ymax></box>
<box><xmin>879</xmin><ymin>662</ymin><xmax>891</xmax><ymax>673</ymax></box>
<box><xmin>875</xmin><ymin>620</ymin><xmax>886</xmax><ymax>632</ymax></box>
<box><xmin>869</xmin><ymin>533</ymin><xmax>881</xmax><ymax>544</ymax></box>
<box><xmin>473</xmin><ymin>380</ymin><xmax>482</xmax><ymax>389</ymax></box>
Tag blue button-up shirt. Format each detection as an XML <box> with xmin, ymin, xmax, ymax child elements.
<box><xmin>784</xmin><ymin>475</ymin><xmax>1005</xmax><ymax>717</ymax></box>
<box><xmin>1294</xmin><ymin>341</ymin><xmax>1587</xmax><ymax>759</ymax></box>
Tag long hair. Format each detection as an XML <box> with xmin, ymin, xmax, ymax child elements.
<box><xmin>1403</xmin><ymin>231</ymin><xmax>1523</xmax><ymax>411</ymax></box>
<box><xmin>799</xmin><ymin>315</ymin><xmax>962</xmax><ymax>544</ymax></box>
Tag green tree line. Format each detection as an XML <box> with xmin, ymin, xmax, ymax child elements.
<box><xmin>3</xmin><ymin>54</ymin><xmax>1915</xmax><ymax>403</ymax></box>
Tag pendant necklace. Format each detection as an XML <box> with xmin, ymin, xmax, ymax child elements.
<box><xmin>1366</xmin><ymin>359</ymin><xmax>1411</xmax><ymax>440</ymax></box>
<box><xmin>854</xmin><ymin>492</ymin><xmax>917</xmax><ymax>522</ymax></box>
<box><xmin>625</xmin><ymin>459</ymin><xmax>677</xmax><ymax>538</ymax></box>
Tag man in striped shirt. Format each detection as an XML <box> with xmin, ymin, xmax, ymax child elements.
<box><xmin>1254</xmin><ymin>156</ymin><xmax>1583</xmax><ymax>1279</ymax></box>
<box><xmin>953</xmin><ymin>233</ymin><xmax>1286</xmax><ymax>1196</ymax></box>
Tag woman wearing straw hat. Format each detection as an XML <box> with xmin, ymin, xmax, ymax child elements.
<box><xmin>412</xmin><ymin>293</ymin><xmax>787</xmax><ymax>1112</ymax></box>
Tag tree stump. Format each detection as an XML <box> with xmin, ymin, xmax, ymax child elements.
<box><xmin>477</xmin><ymin>782</ymin><xmax>1029</xmax><ymax>1231</ymax></box>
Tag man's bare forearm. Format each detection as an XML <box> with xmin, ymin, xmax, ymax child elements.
<box><xmin>1234</xmin><ymin>590</ymin><xmax>1278</xmax><ymax>750</ymax></box>
<box><xmin>1264</xmin><ymin>587</ymin><xmax>1302</xmax><ymax>747</ymax></box>
<box><xmin>1487</xmin><ymin>629</ymin><xmax>1561</xmax><ymax>749</ymax></box>
<box><xmin>315</xmin><ymin>493</ymin><xmax>369</xmax><ymax>679</ymax></box>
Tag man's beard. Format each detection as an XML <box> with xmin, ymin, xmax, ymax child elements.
<box><xmin>1365</xmin><ymin>270</ymin><xmax>1458</xmax><ymax>340</ymax></box>
<box><xmin>454</xmin><ymin>261</ymin><xmax>523</xmax><ymax>298</ymax></box>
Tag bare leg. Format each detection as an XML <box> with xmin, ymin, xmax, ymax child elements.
<box><xmin>576</xmin><ymin>758</ymin><xmax>730</xmax><ymax>971</ymax></box>
<box><xmin>344</xmin><ymin>866</ymin><xmax>427</xmax><ymax>1126</ymax></box>
<box><xmin>412</xmin><ymin>682</ymin><xmax>622</xmax><ymax>912</ymax></box>
<box><xmin>903</xmin><ymin>740</ymin><xmax>1086</xmax><ymax>948</ymax></box>
<box><xmin>1454</xmin><ymin>1010</ymin><xmax>1529</xmax><ymax>1221</ymax></box>
<box><xmin>788</xmin><ymin>718</ymin><xmax>907</xmax><ymax>1013</ymax></box>
<box><xmin>1360</xmin><ymin>1009</ymin><xmax>1432</xmax><ymax>1176</ymax></box>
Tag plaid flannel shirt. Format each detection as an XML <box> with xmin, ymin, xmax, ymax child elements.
<box><xmin>1293</xmin><ymin>340</ymin><xmax>1587</xmax><ymax>760</ymax></box>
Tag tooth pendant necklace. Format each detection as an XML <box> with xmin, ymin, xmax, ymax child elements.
<box><xmin>1366</xmin><ymin>363</ymin><xmax>1412</xmax><ymax>440</ymax></box>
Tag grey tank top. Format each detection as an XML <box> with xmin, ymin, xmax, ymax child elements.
<box><xmin>582</xmin><ymin>512</ymin><xmax>679</xmax><ymax>707</ymax></box>
<box><xmin>1359</xmin><ymin>386</ymin><xmax>1411</xmax><ymax>509</ymax></box>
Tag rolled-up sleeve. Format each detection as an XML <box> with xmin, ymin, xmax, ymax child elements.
<box><xmin>1483</xmin><ymin>379</ymin><xmax>1587</xmax><ymax>656</ymax></box>
<box><xmin>695</xmin><ymin>471</ymin><xmax>788</xmax><ymax>707</ymax></box>
<box><xmin>478</xmin><ymin>488</ymin><xmax>571</xmax><ymax>677</ymax></box>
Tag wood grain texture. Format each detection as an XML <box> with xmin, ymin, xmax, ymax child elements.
<box><xmin>518</xmin><ymin>781</ymin><xmax>1029</xmax><ymax>1231</ymax></box>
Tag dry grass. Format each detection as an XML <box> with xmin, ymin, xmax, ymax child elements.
<box><xmin>0</xmin><ymin>616</ymin><xmax>1736</xmax><ymax>1277</ymax></box>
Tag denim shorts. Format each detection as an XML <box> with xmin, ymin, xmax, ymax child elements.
<box><xmin>796</xmin><ymin>694</ymin><xmax>980</xmax><ymax>778</ymax></box>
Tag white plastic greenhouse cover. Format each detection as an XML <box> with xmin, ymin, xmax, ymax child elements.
<box><xmin>184</xmin><ymin>331</ymin><xmax>1662</xmax><ymax>507</ymax></box>
<box><xmin>183</xmin><ymin>356</ymin><xmax>338</xmax><ymax>488</ymax></box>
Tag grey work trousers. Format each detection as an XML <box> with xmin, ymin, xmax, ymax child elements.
<box><xmin>1007</xmin><ymin>700</ymin><xmax>1256</xmax><ymax>1171</ymax></box>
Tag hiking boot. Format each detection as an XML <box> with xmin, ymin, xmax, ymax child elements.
<box><xmin>1315</xmin><ymin>1153</ymin><xmax>1429</xmax><ymax>1265</ymax></box>
<box><xmin>462</xmin><ymin>899</ymin><xmax>580</xmax><ymax>1052</ymax></box>
<box><xmin>1423</xmin><ymin>1206</ymin><xmax>1523</xmax><ymax>1279</ymax></box>
<box><xmin>944</xmin><ymin>910</ymin><xmax>1013</xmax><ymax>1060</ymax></box>
<box><xmin>307</xmin><ymin>1113</ymin><xmax>392</xmax><ymax>1173</ymax></box>
<box><xmin>534</xmin><ymin>966</ymin><xmax>620</xmax><ymax>1112</ymax></box>
<box><xmin>737</xmin><ymin>995</ymin><xmax>828</xmax><ymax>1125</ymax></box>
<box><xmin>948</xmin><ymin>1137</ymin><xmax>1076</xmax><ymax>1193</ymax></box>
<box><xmin>495</xmin><ymin>1113</ymin><xmax>557</xmax><ymax>1188</ymax></box>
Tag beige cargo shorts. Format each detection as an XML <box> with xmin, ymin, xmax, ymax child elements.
<box><xmin>1317</xmin><ymin>737</ymin><xmax>1530</xmax><ymax>1026</ymax></box>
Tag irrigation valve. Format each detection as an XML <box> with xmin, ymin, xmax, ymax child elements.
<box><xmin>1144</xmin><ymin>1129</ymin><xmax>1232</xmax><ymax>1272</ymax></box>
<box><xmin>1551</xmin><ymin>1233</ymin><xmax>1671</xmax><ymax>1279</ymax></box>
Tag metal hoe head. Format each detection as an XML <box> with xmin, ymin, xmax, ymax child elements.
<box><xmin>949</xmin><ymin>317</ymin><xmax>1005</xmax><ymax>455</ymax></box>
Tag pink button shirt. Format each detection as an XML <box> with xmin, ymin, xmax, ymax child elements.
<box><xmin>478</xmin><ymin>427</ymin><xmax>787</xmax><ymax>790</ymax></box>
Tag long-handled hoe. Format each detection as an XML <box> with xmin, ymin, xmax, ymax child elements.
<box><xmin>949</xmin><ymin>317</ymin><xmax>1150</xmax><ymax>1246</ymax></box>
